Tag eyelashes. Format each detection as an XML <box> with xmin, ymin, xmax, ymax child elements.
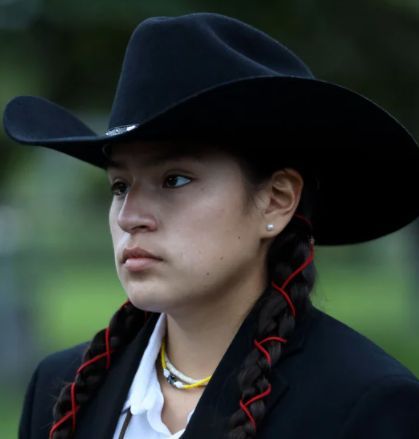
<box><xmin>163</xmin><ymin>175</ymin><xmax>192</xmax><ymax>189</ymax></box>
<box><xmin>109</xmin><ymin>174</ymin><xmax>193</xmax><ymax>197</ymax></box>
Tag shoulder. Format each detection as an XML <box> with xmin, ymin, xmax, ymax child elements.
<box><xmin>337</xmin><ymin>373</ymin><xmax>419</xmax><ymax>438</ymax></box>
<box><xmin>38</xmin><ymin>341</ymin><xmax>88</xmax><ymax>376</ymax></box>
<box><xmin>38</xmin><ymin>342</ymin><xmax>88</xmax><ymax>370</ymax></box>
<box><xmin>29</xmin><ymin>341</ymin><xmax>89</xmax><ymax>395</ymax></box>
<box><xmin>307</xmin><ymin>306</ymin><xmax>417</xmax><ymax>381</ymax></box>
<box><xmin>309</xmin><ymin>309</ymin><xmax>419</xmax><ymax>437</ymax></box>
<box><xmin>33</xmin><ymin>341</ymin><xmax>89</xmax><ymax>397</ymax></box>
<box><xmin>267</xmin><ymin>306</ymin><xmax>419</xmax><ymax>438</ymax></box>
<box><xmin>19</xmin><ymin>342</ymin><xmax>89</xmax><ymax>439</ymax></box>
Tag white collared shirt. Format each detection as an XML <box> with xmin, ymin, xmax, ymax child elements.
<box><xmin>113</xmin><ymin>313</ymin><xmax>195</xmax><ymax>439</ymax></box>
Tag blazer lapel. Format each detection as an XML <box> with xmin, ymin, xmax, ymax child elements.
<box><xmin>75</xmin><ymin>312</ymin><xmax>161</xmax><ymax>439</ymax></box>
<box><xmin>182</xmin><ymin>303</ymin><xmax>317</xmax><ymax>439</ymax></box>
<box><xmin>75</xmin><ymin>302</ymin><xmax>317</xmax><ymax>438</ymax></box>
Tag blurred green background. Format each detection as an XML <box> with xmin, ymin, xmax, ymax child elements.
<box><xmin>1</xmin><ymin>1</ymin><xmax>419</xmax><ymax>437</ymax></box>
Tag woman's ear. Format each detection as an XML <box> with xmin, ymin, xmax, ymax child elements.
<box><xmin>257</xmin><ymin>168</ymin><xmax>304</xmax><ymax>238</ymax></box>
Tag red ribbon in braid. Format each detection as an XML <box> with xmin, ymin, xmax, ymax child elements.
<box><xmin>239</xmin><ymin>214</ymin><xmax>314</xmax><ymax>432</ymax></box>
<box><xmin>239</xmin><ymin>384</ymin><xmax>273</xmax><ymax>430</ymax></box>
<box><xmin>254</xmin><ymin>336</ymin><xmax>288</xmax><ymax>366</ymax></box>
<box><xmin>49</xmin><ymin>300</ymin><xmax>133</xmax><ymax>438</ymax></box>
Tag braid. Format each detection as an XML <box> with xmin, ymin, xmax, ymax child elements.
<box><xmin>49</xmin><ymin>301</ymin><xmax>148</xmax><ymax>438</ymax></box>
<box><xmin>227</xmin><ymin>215</ymin><xmax>316</xmax><ymax>439</ymax></box>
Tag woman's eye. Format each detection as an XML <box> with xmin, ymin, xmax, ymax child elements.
<box><xmin>110</xmin><ymin>175</ymin><xmax>191</xmax><ymax>196</ymax></box>
<box><xmin>163</xmin><ymin>175</ymin><xmax>192</xmax><ymax>188</ymax></box>
<box><xmin>110</xmin><ymin>181</ymin><xmax>128</xmax><ymax>197</ymax></box>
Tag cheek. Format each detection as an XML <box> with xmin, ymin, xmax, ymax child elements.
<box><xmin>109</xmin><ymin>206</ymin><xmax>122</xmax><ymax>250</ymax></box>
<box><xmin>170</xmin><ymin>195</ymin><xmax>255</xmax><ymax>268</ymax></box>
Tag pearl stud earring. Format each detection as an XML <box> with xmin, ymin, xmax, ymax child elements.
<box><xmin>266</xmin><ymin>224</ymin><xmax>274</xmax><ymax>231</ymax></box>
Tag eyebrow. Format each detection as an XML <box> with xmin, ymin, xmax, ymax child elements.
<box><xmin>105</xmin><ymin>150</ymin><xmax>203</xmax><ymax>170</ymax></box>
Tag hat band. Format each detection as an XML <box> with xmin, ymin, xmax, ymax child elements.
<box><xmin>105</xmin><ymin>124</ymin><xmax>139</xmax><ymax>136</ymax></box>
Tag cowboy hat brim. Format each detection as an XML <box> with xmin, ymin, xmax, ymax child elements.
<box><xmin>3</xmin><ymin>76</ymin><xmax>419</xmax><ymax>245</ymax></box>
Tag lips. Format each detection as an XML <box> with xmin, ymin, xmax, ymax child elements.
<box><xmin>122</xmin><ymin>246</ymin><xmax>162</xmax><ymax>263</ymax></box>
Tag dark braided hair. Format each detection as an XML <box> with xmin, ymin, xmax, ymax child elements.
<box><xmin>49</xmin><ymin>141</ymin><xmax>318</xmax><ymax>438</ymax></box>
<box><xmin>49</xmin><ymin>301</ymin><xmax>149</xmax><ymax>438</ymax></box>
<box><xmin>226</xmin><ymin>216</ymin><xmax>315</xmax><ymax>438</ymax></box>
<box><xmin>223</xmin><ymin>143</ymin><xmax>317</xmax><ymax>438</ymax></box>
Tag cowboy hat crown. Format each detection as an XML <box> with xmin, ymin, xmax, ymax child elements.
<box><xmin>3</xmin><ymin>12</ymin><xmax>419</xmax><ymax>245</ymax></box>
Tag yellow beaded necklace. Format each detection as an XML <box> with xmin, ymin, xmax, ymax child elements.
<box><xmin>160</xmin><ymin>336</ymin><xmax>212</xmax><ymax>389</ymax></box>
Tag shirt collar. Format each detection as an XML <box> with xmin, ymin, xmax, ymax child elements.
<box><xmin>122</xmin><ymin>312</ymin><xmax>167</xmax><ymax>414</ymax></box>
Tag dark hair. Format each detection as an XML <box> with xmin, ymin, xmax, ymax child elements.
<box><xmin>49</xmin><ymin>141</ymin><xmax>317</xmax><ymax>439</ymax></box>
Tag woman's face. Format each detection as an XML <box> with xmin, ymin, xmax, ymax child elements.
<box><xmin>106</xmin><ymin>140</ymin><xmax>280</xmax><ymax>315</ymax></box>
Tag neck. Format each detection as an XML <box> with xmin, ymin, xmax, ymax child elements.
<box><xmin>162</xmin><ymin>273</ymin><xmax>266</xmax><ymax>380</ymax></box>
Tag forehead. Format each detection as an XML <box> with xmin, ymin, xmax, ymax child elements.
<box><xmin>104</xmin><ymin>140</ymin><xmax>224</xmax><ymax>170</ymax></box>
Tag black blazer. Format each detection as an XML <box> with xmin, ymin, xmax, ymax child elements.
<box><xmin>19</xmin><ymin>303</ymin><xmax>419</xmax><ymax>438</ymax></box>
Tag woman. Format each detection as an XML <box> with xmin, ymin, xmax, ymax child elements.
<box><xmin>4</xmin><ymin>12</ymin><xmax>419</xmax><ymax>439</ymax></box>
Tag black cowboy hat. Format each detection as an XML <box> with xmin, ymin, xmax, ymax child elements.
<box><xmin>3</xmin><ymin>12</ymin><xmax>419</xmax><ymax>245</ymax></box>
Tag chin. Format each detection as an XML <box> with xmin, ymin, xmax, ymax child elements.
<box><xmin>125</xmin><ymin>289</ymin><xmax>172</xmax><ymax>314</ymax></box>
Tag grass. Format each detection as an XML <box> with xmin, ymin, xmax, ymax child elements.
<box><xmin>36</xmin><ymin>265</ymin><xmax>126</xmax><ymax>351</ymax></box>
<box><xmin>0</xmin><ymin>388</ymin><xmax>22</xmax><ymax>439</ymax></box>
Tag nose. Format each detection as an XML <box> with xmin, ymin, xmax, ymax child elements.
<box><xmin>116</xmin><ymin>186</ymin><xmax>158</xmax><ymax>233</ymax></box>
